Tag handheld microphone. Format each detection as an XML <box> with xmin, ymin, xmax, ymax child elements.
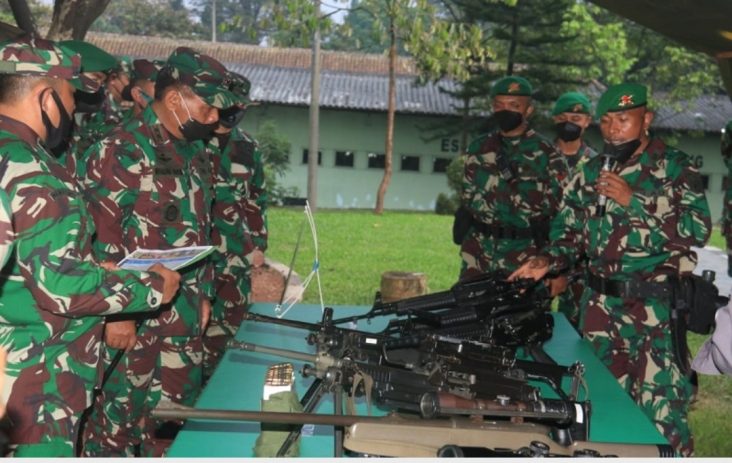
<box><xmin>596</xmin><ymin>154</ymin><xmax>614</xmax><ymax>217</ymax></box>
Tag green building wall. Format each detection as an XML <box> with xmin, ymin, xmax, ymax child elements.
<box><xmin>242</xmin><ymin>104</ymin><xmax>727</xmax><ymax>224</ymax></box>
<box><xmin>243</xmin><ymin>104</ymin><xmax>462</xmax><ymax>211</ymax></box>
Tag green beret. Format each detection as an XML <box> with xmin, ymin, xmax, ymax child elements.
<box><xmin>490</xmin><ymin>76</ymin><xmax>532</xmax><ymax>98</ymax></box>
<box><xmin>552</xmin><ymin>91</ymin><xmax>591</xmax><ymax>116</ymax></box>
<box><xmin>595</xmin><ymin>83</ymin><xmax>647</xmax><ymax>118</ymax></box>
<box><xmin>58</xmin><ymin>40</ymin><xmax>117</xmax><ymax>73</ymax></box>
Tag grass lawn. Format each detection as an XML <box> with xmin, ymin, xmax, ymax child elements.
<box><xmin>266</xmin><ymin>207</ymin><xmax>732</xmax><ymax>456</ymax></box>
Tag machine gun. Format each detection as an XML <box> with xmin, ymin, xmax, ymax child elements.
<box><xmin>245</xmin><ymin>309</ymin><xmax>581</xmax><ymax>402</ymax></box>
<box><xmin>331</xmin><ymin>271</ymin><xmax>554</xmax><ymax>348</ymax></box>
<box><xmin>152</xmin><ymin>401</ymin><xmax>674</xmax><ymax>457</ymax></box>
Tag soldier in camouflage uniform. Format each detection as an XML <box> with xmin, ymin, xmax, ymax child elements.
<box><xmin>57</xmin><ymin>40</ymin><xmax>120</xmax><ymax>172</ymax></box>
<box><xmin>548</xmin><ymin>92</ymin><xmax>597</xmax><ymax>328</ymax></box>
<box><xmin>123</xmin><ymin>59</ymin><xmax>164</xmax><ymax>119</ymax></box>
<box><xmin>203</xmin><ymin>72</ymin><xmax>268</xmax><ymax>379</ymax></box>
<box><xmin>0</xmin><ymin>35</ymin><xmax>180</xmax><ymax>457</ymax></box>
<box><xmin>511</xmin><ymin>83</ymin><xmax>711</xmax><ymax>456</ymax></box>
<box><xmin>80</xmin><ymin>47</ymin><xmax>236</xmax><ymax>457</ymax></box>
<box><xmin>458</xmin><ymin>76</ymin><xmax>567</xmax><ymax>278</ymax></box>
<box><xmin>720</xmin><ymin>119</ymin><xmax>732</xmax><ymax>276</ymax></box>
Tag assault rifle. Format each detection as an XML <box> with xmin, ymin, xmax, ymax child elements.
<box><xmin>152</xmin><ymin>404</ymin><xmax>674</xmax><ymax>457</ymax></box>
<box><xmin>331</xmin><ymin>271</ymin><xmax>553</xmax><ymax>347</ymax></box>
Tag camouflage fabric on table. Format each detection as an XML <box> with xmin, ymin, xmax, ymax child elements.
<box><xmin>203</xmin><ymin>129</ymin><xmax>268</xmax><ymax>378</ymax></box>
<box><xmin>460</xmin><ymin>129</ymin><xmax>567</xmax><ymax>276</ymax></box>
<box><xmin>0</xmin><ymin>116</ymin><xmax>164</xmax><ymax>456</ymax></box>
<box><xmin>554</xmin><ymin>141</ymin><xmax>597</xmax><ymax>328</ymax></box>
<box><xmin>80</xmin><ymin>105</ymin><xmax>214</xmax><ymax>456</ymax></box>
<box><xmin>543</xmin><ymin>138</ymin><xmax>712</xmax><ymax>455</ymax></box>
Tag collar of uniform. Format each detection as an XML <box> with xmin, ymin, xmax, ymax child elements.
<box><xmin>501</xmin><ymin>127</ymin><xmax>534</xmax><ymax>146</ymax></box>
<box><xmin>0</xmin><ymin>115</ymin><xmax>43</xmax><ymax>148</ymax></box>
<box><xmin>143</xmin><ymin>104</ymin><xmax>174</xmax><ymax>148</ymax></box>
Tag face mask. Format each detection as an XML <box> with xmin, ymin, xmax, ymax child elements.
<box><xmin>602</xmin><ymin>139</ymin><xmax>641</xmax><ymax>165</ymax></box>
<box><xmin>74</xmin><ymin>86</ymin><xmax>106</xmax><ymax>114</ymax></box>
<box><xmin>494</xmin><ymin>110</ymin><xmax>524</xmax><ymax>132</ymax></box>
<box><xmin>40</xmin><ymin>89</ymin><xmax>73</xmax><ymax>150</ymax></box>
<box><xmin>172</xmin><ymin>91</ymin><xmax>217</xmax><ymax>142</ymax></box>
<box><xmin>555</xmin><ymin>121</ymin><xmax>582</xmax><ymax>142</ymax></box>
<box><xmin>218</xmin><ymin>106</ymin><xmax>246</xmax><ymax>129</ymax></box>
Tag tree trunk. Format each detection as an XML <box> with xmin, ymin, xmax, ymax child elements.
<box><xmin>375</xmin><ymin>16</ymin><xmax>397</xmax><ymax>214</ymax></box>
<box><xmin>506</xmin><ymin>8</ymin><xmax>519</xmax><ymax>75</ymax></box>
<box><xmin>8</xmin><ymin>0</ymin><xmax>37</xmax><ymax>35</ymax></box>
<box><xmin>46</xmin><ymin>0</ymin><xmax>113</xmax><ymax>40</ymax></box>
<box><xmin>380</xmin><ymin>271</ymin><xmax>428</xmax><ymax>303</ymax></box>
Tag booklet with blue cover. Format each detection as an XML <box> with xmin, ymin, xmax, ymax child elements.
<box><xmin>117</xmin><ymin>245</ymin><xmax>215</xmax><ymax>271</ymax></box>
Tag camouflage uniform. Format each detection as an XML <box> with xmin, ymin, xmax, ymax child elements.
<box><xmin>65</xmin><ymin>92</ymin><xmax>130</xmax><ymax>181</ymax></box>
<box><xmin>543</xmin><ymin>85</ymin><xmax>710</xmax><ymax>455</ymax></box>
<box><xmin>204</xmin><ymin>127</ymin><xmax>268</xmax><ymax>378</ymax></box>
<box><xmin>554</xmin><ymin>141</ymin><xmax>597</xmax><ymax>327</ymax></box>
<box><xmin>80</xmin><ymin>48</ymin><xmax>235</xmax><ymax>457</ymax></box>
<box><xmin>460</xmin><ymin>128</ymin><xmax>567</xmax><ymax>276</ymax></box>
<box><xmin>0</xmin><ymin>36</ymin><xmax>165</xmax><ymax>457</ymax></box>
<box><xmin>0</xmin><ymin>188</ymin><xmax>13</xmax><ymax>269</ymax></box>
<box><xmin>720</xmin><ymin>120</ymin><xmax>732</xmax><ymax>275</ymax></box>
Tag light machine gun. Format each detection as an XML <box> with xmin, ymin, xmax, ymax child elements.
<box><xmin>333</xmin><ymin>271</ymin><xmax>555</xmax><ymax>349</ymax></box>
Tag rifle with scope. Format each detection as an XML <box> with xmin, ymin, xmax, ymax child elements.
<box><xmin>152</xmin><ymin>401</ymin><xmax>674</xmax><ymax>457</ymax></box>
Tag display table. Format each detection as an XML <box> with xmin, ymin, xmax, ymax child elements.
<box><xmin>167</xmin><ymin>303</ymin><xmax>667</xmax><ymax>457</ymax></box>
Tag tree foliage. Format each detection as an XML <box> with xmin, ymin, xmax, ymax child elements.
<box><xmin>91</xmin><ymin>0</ymin><xmax>206</xmax><ymax>40</ymax></box>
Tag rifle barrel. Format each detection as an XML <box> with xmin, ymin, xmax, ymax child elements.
<box><xmin>152</xmin><ymin>405</ymin><xmax>384</xmax><ymax>427</ymax></box>
<box><xmin>227</xmin><ymin>340</ymin><xmax>320</xmax><ymax>364</ymax></box>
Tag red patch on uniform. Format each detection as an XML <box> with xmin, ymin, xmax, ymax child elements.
<box><xmin>508</xmin><ymin>82</ymin><xmax>521</xmax><ymax>93</ymax></box>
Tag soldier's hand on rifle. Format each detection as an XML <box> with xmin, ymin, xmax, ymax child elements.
<box><xmin>201</xmin><ymin>298</ymin><xmax>211</xmax><ymax>332</ymax></box>
<box><xmin>596</xmin><ymin>171</ymin><xmax>633</xmax><ymax>207</ymax></box>
<box><xmin>547</xmin><ymin>275</ymin><xmax>569</xmax><ymax>297</ymax></box>
<box><xmin>148</xmin><ymin>263</ymin><xmax>181</xmax><ymax>304</ymax></box>
<box><xmin>105</xmin><ymin>320</ymin><xmax>137</xmax><ymax>352</ymax></box>
<box><xmin>509</xmin><ymin>256</ymin><xmax>551</xmax><ymax>282</ymax></box>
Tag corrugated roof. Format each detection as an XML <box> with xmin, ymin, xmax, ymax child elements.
<box><xmin>653</xmin><ymin>94</ymin><xmax>732</xmax><ymax>132</ymax></box>
<box><xmin>229</xmin><ymin>63</ymin><xmax>461</xmax><ymax>115</ymax></box>
<box><xmin>87</xmin><ymin>32</ymin><xmax>418</xmax><ymax>76</ymax></box>
<box><xmin>87</xmin><ymin>32</ymin><xmax>732</xmax><ymax>127</ymax></box>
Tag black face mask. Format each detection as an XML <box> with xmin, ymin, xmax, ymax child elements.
<box><xmin>40</xmin><ymin>89</ymin><xmax>73</xmax><ymax>150</ymax></box>
<box><xmin>74</xmin><ymin>86</ymin><xmax>106</xmax><ymax>114</ymax></box>
<box><xmin>218</xmin><ymin>106</ymin><xmax>246</xmax><ymax>129</ymax></box>
<box><xmin>494</xmin><ymin>110</ymin><xmax>524</xmax><ymax>132</ymax></box>
<box><xmin>555</xmin><ymin>121</ymin><xmax>583</xmax><ymax>142</ymax></box>
<box><xmin>174</xmin><ymin>93</ymin><xmax>217</xmax><ymax>142</ymax></box>
<box><xmin>602</xmin><ymin>139</ymin><xmax>641</xmax><ymax>165</ymax></box>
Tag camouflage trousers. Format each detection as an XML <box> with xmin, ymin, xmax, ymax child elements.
<box><xmin>202</xmin><ymin>270</ymin><xmax>251</xmax><ymax>379</ymax></box>
<box><xmin>556</xmin><ymin>279</ymin><xmax>585</xmax><ymax>330</ymax></box>
<box><xmin>6</xmin><ymin>413</ymin><xmax>79</xmax><ymax>457</ymax></box>
<box><xmin>82</xmin><ymin>328</ymin><xmax>203</xmax><ymax>457</ymax></box>
<box><xmin>459</xmin><ymin>231</ymin><xmax>537</xmax><ymax>279</ymax></box>
<box><xmin>581</xmin><ymin>292</ymin><xmax>694</xmax><ymax>456</ymax></box>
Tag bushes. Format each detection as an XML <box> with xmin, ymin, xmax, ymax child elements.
<box><xmin>434</xmin><ymin>155</ymin><xmax>464</xmax><ymax>215</ymax></box>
